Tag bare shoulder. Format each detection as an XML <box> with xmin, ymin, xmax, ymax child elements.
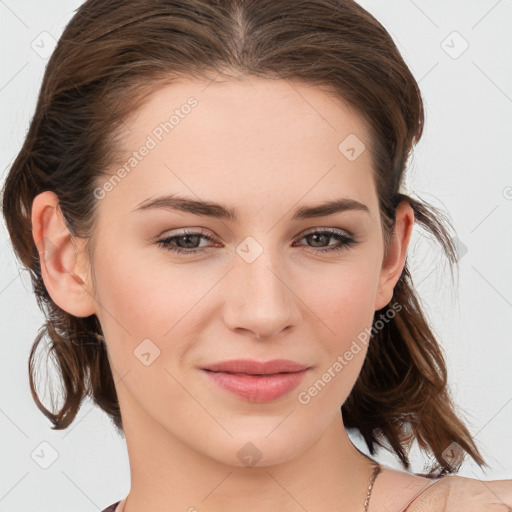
<box><xmin>405</xmin><ymin>473</ymin><xmax>512</xmax><ymax>511</ymax></box>
<box><xmin>368</xmin><ymin>466</ymin><xmax>445</xmax><ymax>512</ymax></box>
<box><xmin>370</xmin><ymin>466</ymin><xmax>512</xmax><ymax>512</ymax></box>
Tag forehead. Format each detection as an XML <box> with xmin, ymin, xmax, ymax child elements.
<box><xmin>100</xmin><ymin>77</ymin><xmax>377</xmax><ymax>220</ymax></box>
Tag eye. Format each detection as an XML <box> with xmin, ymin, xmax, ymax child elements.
<box><xmin>156</xmin><ymin>228</ymin><xmax>218</xmax><ymax>256</ymax></box>
<box><xmin>292</xmin><ymin>228</ymin><xmax>357</xmax><ymax>253</ymax></box>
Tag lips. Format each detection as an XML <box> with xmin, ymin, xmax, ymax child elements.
<box><xmin>201</xmin><ymin>359</ymin><xmax>310</xmax><ymax>402</ymax></box>
<box><xmin>202</xmin><ymin>359</ymin><xmax>309</xmax><ymax>375</ymax></box>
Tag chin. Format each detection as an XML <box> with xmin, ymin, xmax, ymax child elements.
<box><xmin>204</xmin><ymin>433</ymin><xmax>309</xmax><ymax>469</ymax></box>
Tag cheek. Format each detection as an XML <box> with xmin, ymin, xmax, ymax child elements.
<box><xmin>293</xmin><ymin>266</ymin><xmax>380</xmax><ymax>408</ymax></box>
<box><xmin>92</xmin><ymin>245</ymin><xmax>217</xmax><ymax>368</ymax></box>
<box><xmin>91</xmin><ymin>249</ymin><xmax>209</xmax><ymax>421</ymax></box>
<box><xmin>297</xmin><ymin>256</ymin><xmax>382</xmax><ymax>342</ymax></box>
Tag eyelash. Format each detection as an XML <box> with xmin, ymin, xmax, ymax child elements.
<box><xmin>156</xmin><ymin>228</ymin><xmax>357</xmax><ymax>256</ymax></box>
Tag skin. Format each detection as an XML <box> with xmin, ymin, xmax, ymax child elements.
<box><xmin>31</xmin><ymin>77</ymin><xmax>511</xmax><ymax>511</ymax></box>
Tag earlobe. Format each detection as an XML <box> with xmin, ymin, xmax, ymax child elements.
<box><xmin>374</xmin><ymin>200</ymin><xmax>415</xmax><ymax>311</ymax></box>
<box><xmin>31</xmin><ymin>190</ymin><xmax>96</xmax><ymax>317</ymax></box>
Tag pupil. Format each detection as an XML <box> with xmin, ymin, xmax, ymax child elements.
<box><xmin>181</xmin><ymin>235</ymin><xmax>199</xmax><ymax>248</ymax></box>
<box><xmin>310</xmin><ymin>234</ymin><xmax>327</xmax><ymax>247</ymax></box>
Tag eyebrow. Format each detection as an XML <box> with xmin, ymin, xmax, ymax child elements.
<box><xmin>132</xmin><ymin>194</ymin><xmax>370</xmax><ymax>221</ymax></box>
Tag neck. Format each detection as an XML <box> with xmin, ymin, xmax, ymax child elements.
<box><xmin>120</xmin><ymin>399</ymin><xmax>375</xmax><ymax>512</ymax></box>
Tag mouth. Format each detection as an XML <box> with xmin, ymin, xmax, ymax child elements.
<box><xmin>200</xmin><ymin>360</ymin><xmax>310</xmax><ymax>402</ymax></box>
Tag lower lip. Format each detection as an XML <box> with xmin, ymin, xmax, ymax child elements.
<box><xmin>202</xmin><ymin>369</ymin><xmax>308</xmax><ymax>402</ymax></box>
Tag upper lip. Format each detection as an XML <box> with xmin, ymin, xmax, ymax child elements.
<box><xmin>202</xmin><ymin>359</ymin><xmax>309</xmax><ymax>375</ymax></box>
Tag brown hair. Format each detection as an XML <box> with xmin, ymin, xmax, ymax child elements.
<box><xmin>1</xmin><ymin>0</ymin><xmax>486</xmax><ymax>476</ymax></box>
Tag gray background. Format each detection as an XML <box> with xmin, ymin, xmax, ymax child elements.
<box><xmin>1</xmin><ymin>0</ymin><xmax>511</xmax><ymax>510</ymax></box>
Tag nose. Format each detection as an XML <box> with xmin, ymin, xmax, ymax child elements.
<box><xmin>223</xmin><ymin>247</ymin><xmax>301</xmax><ymax>340</ymax></box>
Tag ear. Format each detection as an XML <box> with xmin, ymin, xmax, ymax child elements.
<box><xmin>31</xmin><ymin>190</ymin><xmax>96</xmax><ymax>317</ymax></box>
<box><xmin>374</xmin><ymin>199</ymin><xmax>415</xmax><ymax>311</ymax></box>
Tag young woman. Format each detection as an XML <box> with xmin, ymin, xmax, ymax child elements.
<box><xmin>2</xmin><ymin>0</ymin><xmax>511</xmax><ymax>511</ymax></box>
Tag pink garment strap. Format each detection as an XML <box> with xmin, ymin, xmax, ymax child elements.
<box><xmin>401</xmin><ymin>477</ymin><xmax>445</xmax><ymax>512</ymax></box>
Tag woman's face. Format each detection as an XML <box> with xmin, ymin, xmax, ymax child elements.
<box><xmin>83</xmin><ymin>77</ymin><xmax>409</xmax><ymax>466</ymax></box>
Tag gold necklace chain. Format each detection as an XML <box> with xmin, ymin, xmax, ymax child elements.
<box><xmin>363</xmin><ymin>460</ymin><xmax>382</xmax><ymax>511</ymax></box>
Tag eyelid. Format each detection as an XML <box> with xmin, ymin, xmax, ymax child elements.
<box><xmin>300</xmin><ymin>226</ymin><xmax>353</xmax><ymax>237</ymax></box>
<box><xmin>155</xmin><ymin>226</ymin><xmax>214</xmax><ymax>241</ymax></box>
